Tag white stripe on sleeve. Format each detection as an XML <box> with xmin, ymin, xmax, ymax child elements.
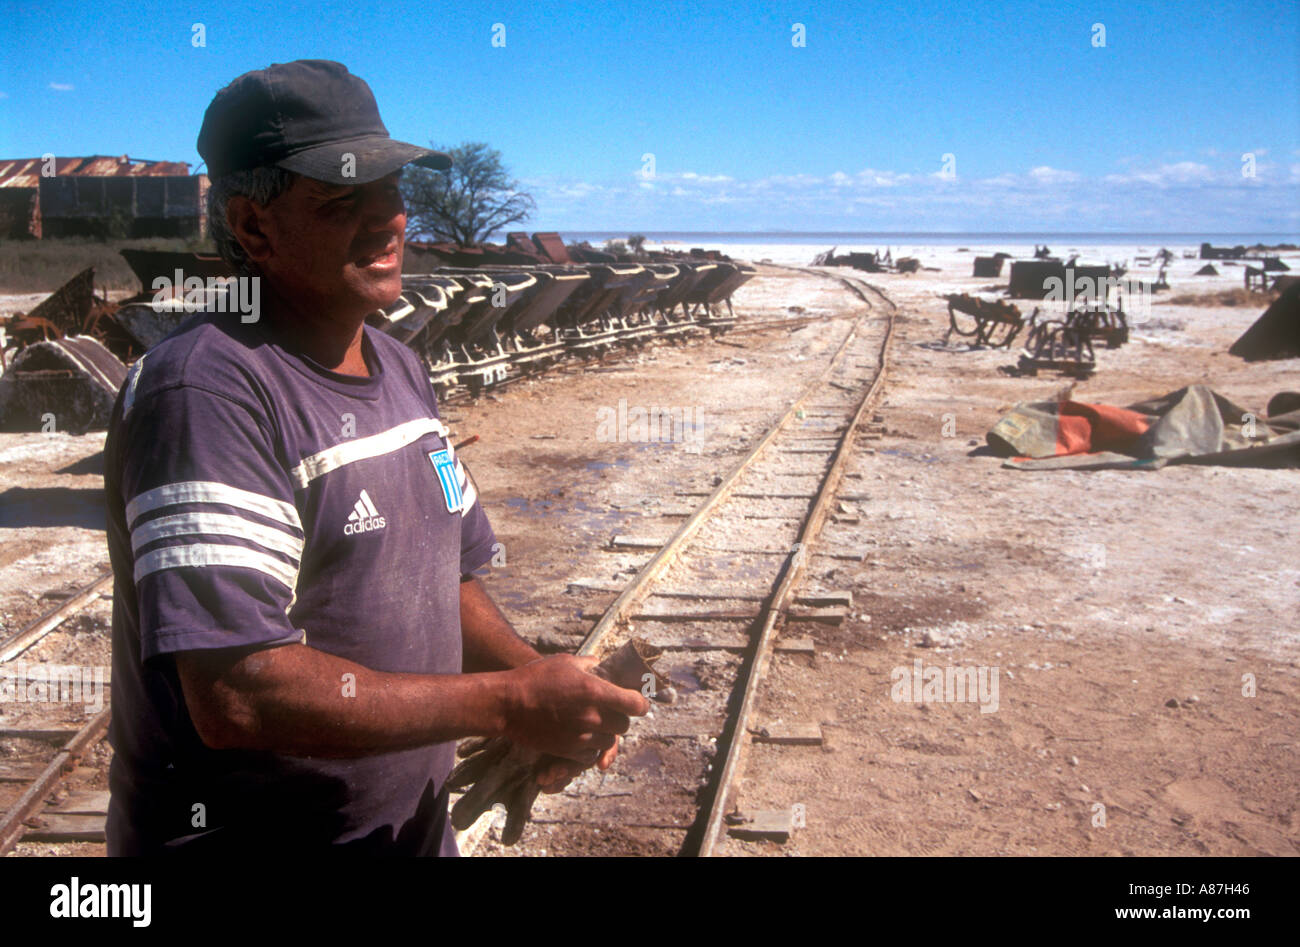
<box><xmin>130</xmin><ymin>511</ymin><xmax>303</xmax><ymax>562</ymax></box>
<box><xmin>134</xmin><ymin>543</ymin><xmax>299</xmax><ymax>590</ymax></box>
<box><xmin>127</xmin><ymin>481</ymin><xmax>301</xmax><ymax>532</ymax></box>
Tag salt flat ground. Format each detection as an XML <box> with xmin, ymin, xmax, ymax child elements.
<box><xmin>0</xmin><ymin>251</ymin><xmax>1296</xmax><ymax>856</ymax></box>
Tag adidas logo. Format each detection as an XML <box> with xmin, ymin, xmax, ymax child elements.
<box><xmin>343</xmin><ymin>489</ymin><xmax>387</xmax><ymax>535</ymax></box>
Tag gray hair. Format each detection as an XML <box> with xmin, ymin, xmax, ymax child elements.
<box><xmin>206</xmin><ymin>166</ymin><xmax>297</xmax><ymax>274</ymax></box>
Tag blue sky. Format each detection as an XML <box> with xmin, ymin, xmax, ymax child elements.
<box><xmin>2</xmin><ymin>0</ymin><xmax>1297</xmax><ymax>233</ymax></box>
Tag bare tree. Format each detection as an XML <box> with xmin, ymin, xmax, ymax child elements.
<box><xmin>401</xmin><ymin>142</ymin><xmax>535</xmax><ymax>246</ymax></box>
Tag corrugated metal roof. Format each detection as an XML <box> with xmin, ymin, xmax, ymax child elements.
<box><xmin>0</xmin><ymin>155</ymin><xmax>192</xmax><ymax>188</ymax></box>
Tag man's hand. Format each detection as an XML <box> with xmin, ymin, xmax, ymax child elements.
<box><xmin>448</xmin><ymin>639</ymin><xmax>667</xmax><ymax>844</ymax></box>
<box><xmin>501</xmin><ymin>654</ymin><xmax>649</xmax><ymax>764</ymax></box>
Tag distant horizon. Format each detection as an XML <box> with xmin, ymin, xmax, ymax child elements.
<box><xmin>559</xmin><ymin>231</ymin><xmax>1300</xmax><ymax>239</ymax></box>
<box><xmin>552</xmin><ymin>230</ymin><xmax>1300</xmax><ymax>248</ymax></box>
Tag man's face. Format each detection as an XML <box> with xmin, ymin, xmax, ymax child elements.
<box><xmin>254</xmin><ymin>170</ymin><xmax>406</xmax><ymax>319</ymax></box>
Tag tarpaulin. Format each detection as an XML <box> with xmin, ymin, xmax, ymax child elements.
<box><xmin>1229</xmin><ymin>281</ymin><xmax>1300</xmax><ymax>361</ymax></box>
<box><xmin>987</xmin><ymin>385</ymin><xmax>1300</xmax><ymax>470</ymax></box>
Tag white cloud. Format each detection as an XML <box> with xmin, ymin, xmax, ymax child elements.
<box><xmin>667</xmin><ymin>171</ymin><xmax>734</xmax><ymax>185</ymax></box>
<box><xmin>522</xmin><ymin>158</ymin><xmax>1299</xmax><ymax>231</ymax></box>
<box><xmin>49</xmin><ymin>82</ymin><xmax>73</xmax><ymax>92</ymax></box>
<box><xmin>853</xmin><ymin>169</ymin><xmax>910</xmax><ymax>187</ymax></box>
<box><xmin>1028</xmin><ymin>166</ymin><xmax>1080</xmax><ymax>184</ymax></box>
<box><xmin>1102</xmin><ymin>161</ymin><xmax>1213</xmax><ymax>186</ymax></box>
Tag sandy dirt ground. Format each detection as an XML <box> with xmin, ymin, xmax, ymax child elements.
<box><xmin>718</xmin><ymin>267</ymin><xmax>1299</xmax><ymax>857</ymax></box>
<box><xmin>0</xmin><ymin>256</ymin><xmax>1296</xmax><ymax>856</ymax></box>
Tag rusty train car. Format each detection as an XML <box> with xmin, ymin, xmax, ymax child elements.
<box><xmin>0</xmin><ymin>235</ymin><xmax>757</xmax><ymax>429</ymax></box>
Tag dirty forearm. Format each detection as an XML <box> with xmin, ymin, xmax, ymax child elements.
<box><xmin>175</xmin><ymin>643</ymin><xmax>519</xmax><ymax>758</ymax></box>
<box><xmin>458</xmin><ymin>574</ymin><xmax>542</xmax><ymax>673</ymax></box>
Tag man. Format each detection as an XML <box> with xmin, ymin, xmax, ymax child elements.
<box><xmin>104</xmin><ymin>59</ymin><xmax>648</xmax><ymax>855</ymax></box>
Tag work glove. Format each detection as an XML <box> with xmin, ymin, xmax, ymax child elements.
<box><xmin>447</xmin><ymin>638</ymin><xmax>672</xmax><ymax>845</ymax></box>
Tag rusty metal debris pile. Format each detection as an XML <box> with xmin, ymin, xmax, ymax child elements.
<box><xmin>0</xmin><ymin>234</ymin><xmax>757</xmax><ymax>429</ymax></box>
<box><xmin>944</xmin><ymin>293</ymin><xmax>1129</xmax><ymax>380</ymax></box>
<box><xmin>810</xmin><ymin>247</ymin><xmax>890</xmax><ymax>272</ymax></box>
<box><xmin>1011</xmin><ymin>297</ymin><xmax>1133</xmax><ymax>379</ymax></box>
<box><xmin>938</xmin><ymin>249</ymin><xmax>1139</xmax><ymax>378</ymax></box>
<box><xmin>379</xmin><ymin>254</ymin><xmax>754</xmax><ymax>396</ymax></box>
<box><xmin>0</xmin><ymin>337</ymin><xmax>126</xmax><ymax>433</ymax></box>
<box><xmin>0</xmin><ymin>265</ymin><xmax>138</xmax><ymax>432</ymax></box>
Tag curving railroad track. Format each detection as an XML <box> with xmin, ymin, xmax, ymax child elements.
<box><xmin>0</xmin><ymin>266</ymin><xmax>897</xmax><ymax>857</ymax></box>
<box><xmin>463</xmin><ymin>268</ymin><xmax>897</xmax><ymax>856</ymax></box>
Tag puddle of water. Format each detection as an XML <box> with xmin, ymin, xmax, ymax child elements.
<box><xmin>624</xmin><ymin>745</ymin><xmax>665</xmax><ymax>776</ymax></box>
<box><xmin>497</xmin><ymin>493</ymin><xmax>638</xmax><ymax>544</ymax></box>
<box><xmin>585</xmin><ymin>458</ymin><xmax>633</xmax><ymax>473</ymax></box>
<box><xmin>671</xmin><ymin>667</ymin><xmax>703</xmax><ymax>693</ymax></box>
<box><xmin>488</xmin><ymin>585</ymin><xmax>536</xmax><ymax>613</ymax></box>
<box><xmin>503</xmin><ymin>494</ymin><xmax>604</xmax><ymax>514</ymax></box>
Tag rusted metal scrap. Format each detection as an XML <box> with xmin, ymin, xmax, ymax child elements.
<box><xmin>1015</xmin><ymin>308</ymin><xmax>1096</xmax><ymax>378</ymax></box>
<box><xmin>943</xmin><ymin>293</ymin><xmax>1024</xmax><ymax>348</ymax></box>
<box><xmin>811</xmin><ymin>247</ymin><xmax>893</xmax><ymax>272</ymax></box>
<box><xmin>446</xmin><ymin>638</ymin><xmax>671</xmax><ymax>845</ymax></box>
<box><xmin>972</xmin><ymin>254</ymin><xmax>1010</xmax><ymax>278</ymax></box>
<box><xmin>2</xmin><ymin>244</ymin><xmax>758</xmax><ymax>408</ymax></box>
<box><xmin>0</xmin><ymin>336</ymin><xmax>127</xmax><ymax>433</ymax></box>
<box><xmin>25</xmin><ymin>266</ymin><xmax>97</xmax><ymax>336</ymax></box>
<box><xmin>1074</xmin><ymin>302</ymin><xmax>1129</xmax><ymax>349</ymax></box>
<box><xmin>1010</xmin><ymin>288</ymin><xmax>1128</xmax><ymax>377</ymax></box>
<box><xmin>1200</xmin><ymin>242</ymin><xmax>1249</xmax><ymax>260</ymax></box>
<box><xmin>1</xmin><ymin>267</ymin><xmax>137</xmax><ymax>366</ymax></box>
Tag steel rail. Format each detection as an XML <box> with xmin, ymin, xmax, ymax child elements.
<box><xmin>574</xmin><ymin>306</ymin><xmax>872</xmax><ymax>659</ymax></box>
<box><xmin>0</xmin><ymin>573</ymin><xmax>112</xmax><ymax>664</ymax></box>
<box><xmin>0</xmin><ymin>706</ymin><xmax>111</xmax><ymax>855</ymax></box>
<box><xmin>696</xmin><ymin>272</ymin><xmax>896</xmax><ymax>855</ymax></box>
<box><xmin>458</xmin><ymin>275</ymin><xmax>876</xmax><ymax>855</ymax></box>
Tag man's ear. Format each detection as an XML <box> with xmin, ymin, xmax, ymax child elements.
<box><xmin>226</xmin><ymin>194</ymin><xmax>274</xmax><ymax>266</ymax></box>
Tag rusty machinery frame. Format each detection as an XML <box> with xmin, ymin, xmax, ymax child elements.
<box><xmin>943</xmin><ymin>293</ymin><xmax>1024</xmax><ymax>348</ymax></box>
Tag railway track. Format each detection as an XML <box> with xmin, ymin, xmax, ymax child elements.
<box><xmin>0</xmin><ymin>265</ymin><xmax>895</xmax><ymax>857</ymax></box>
<box><xmin>0</xmin><ymin>268</ymin><xmax>770</xmax><ymax>853</ymax></box>
<box><xmin>0</xmin><ymin>572</ymin><xmax>114</xmax><ymax>854</ymax></box>
<box><xmin>461</xmin><ymin>268</ymin><xmax>897</xmax><ymax>856</ymax></box>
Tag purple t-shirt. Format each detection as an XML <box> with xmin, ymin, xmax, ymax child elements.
<box><xmin>103</xmin><ymin>311</ymin><xmax>496</xmax><ymax>854</ymax></box>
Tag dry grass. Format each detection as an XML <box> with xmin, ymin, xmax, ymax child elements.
<box><xmin>1165</xmin><ymin>287</ymin><xmax>1277</xmax><ymax>308</ymax></box>
<box><xmin>0</xmin><ymin>237</ymin><xmax>213</xmax><ymax>295</ymax></box>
